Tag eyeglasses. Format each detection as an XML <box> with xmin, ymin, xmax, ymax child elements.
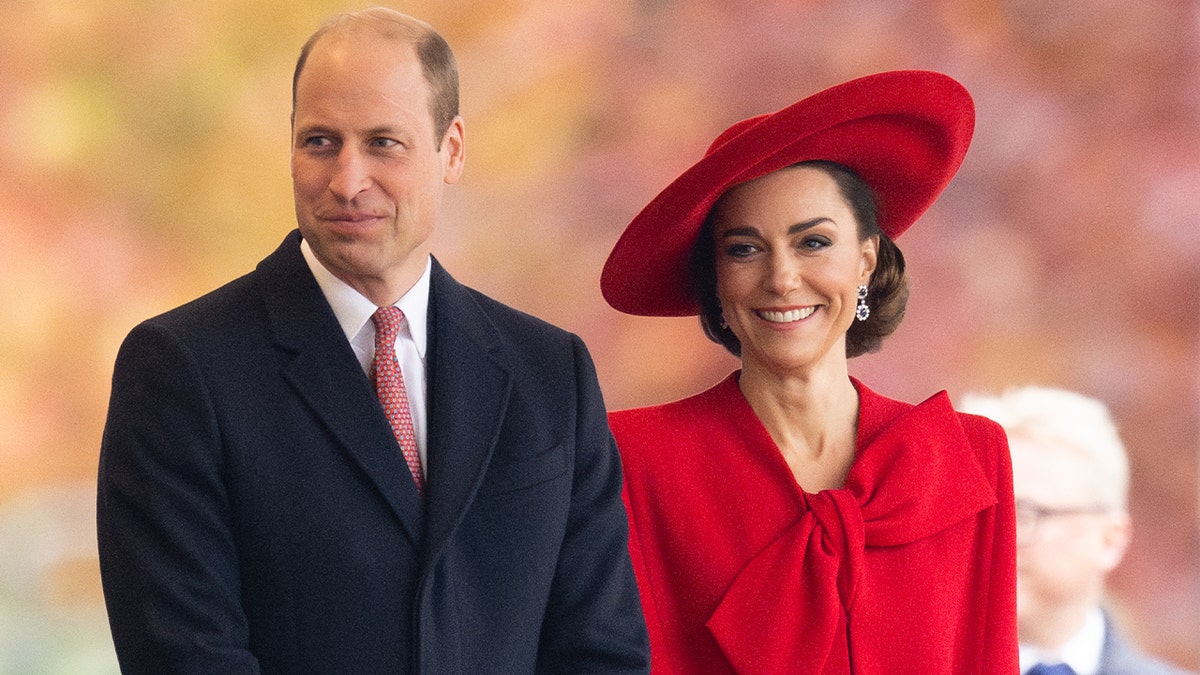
<box><xmin>1015</xmin><ymin>500</ymin><xmax>1109</xmax><ymax>544</ymax></box>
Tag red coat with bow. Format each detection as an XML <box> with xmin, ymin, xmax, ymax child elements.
<box><xmin>610</xmin><ymin>373</ymin><xmax>1018</xmax><ymax>674</ymax></box>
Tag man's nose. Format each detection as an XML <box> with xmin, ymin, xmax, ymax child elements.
<box><xmin>328</xmin><ymin>147</ymin><xmax>371</xmax><ymax>200</ymax></box>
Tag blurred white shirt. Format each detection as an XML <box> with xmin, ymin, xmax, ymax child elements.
<box><xmin>1019</xmin><ymin>607</ymin><xmax>1105</xmax><ymax>675</ymax></box>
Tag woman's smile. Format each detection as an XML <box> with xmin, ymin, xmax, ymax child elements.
<box><xmin>756</xmin><ymin>306</ymin><xmax>817</xmax><ymax>324</ymax></box>
<box><xmin>712</xmin><ymin>165</ymin><xmax>877</xmax><ymax>372</ymax></box>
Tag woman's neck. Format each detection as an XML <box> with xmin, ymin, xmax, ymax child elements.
<box><xmin>738</xmin><ymin>358</ymin><xmax>860</xmax><ymax>491</ymax></box>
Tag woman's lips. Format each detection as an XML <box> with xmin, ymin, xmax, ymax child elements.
<box><xmin>756</xmin><ymin>306</ymin><xmax>817</xmax><ymax>323</ymax></box>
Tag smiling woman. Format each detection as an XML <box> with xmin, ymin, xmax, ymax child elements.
<box><xmin>705</xmin><ymin>165</ymin><xmax>879</xmax><ymax>490</ymax></box>
<box><xmin>601</xmin><ymin>70</ymin><xmax>1018</xmax><ymax>674</ymax></box>
<box><xmin>692</xmin><ymin>159</ymin><xmax>910</xmax><ymax>362</ymax></box>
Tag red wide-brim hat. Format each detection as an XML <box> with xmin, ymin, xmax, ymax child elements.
<box><xmin>601</xmin><ymin>69</ymin><xmax>975</xmax><ymax>317</ymax></box>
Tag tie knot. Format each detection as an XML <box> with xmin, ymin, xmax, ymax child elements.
<box><xmin>372</xmin><ymin>306</ymin><xmax>405</xmax><ymax>340</ymax></box>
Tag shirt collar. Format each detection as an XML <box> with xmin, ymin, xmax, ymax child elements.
<box><xmin>300</xmin><ymin>237</ymin><xmax>430</xmax><ymax>358</ymax></box>
<box><xmin>1019</xmin><ymin>607</ymin><xmax>1105</xmax><ymax>675</ymax></box>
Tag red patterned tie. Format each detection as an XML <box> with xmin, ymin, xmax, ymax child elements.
<box><xmin>371</xmin><ymin>306</ymin><xmax>425</xmax><ymax>495</ymax></box>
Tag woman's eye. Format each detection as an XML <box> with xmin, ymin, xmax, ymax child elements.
<box><xmin>800</xmin><ymin>236</ymin><xmax>832</xmax><ymax>250</ymax></box>
<box><xmin>725</xmin><ymin>243</ymin><xmax>757</xmax><ymax>258</ymax></box>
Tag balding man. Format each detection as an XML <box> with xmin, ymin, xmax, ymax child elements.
<box><xmin>97</xmin><ymin>9</ymin><xmax>648</xmax><ymax>673</ymax></box>
<box><xmin>960</xmin><ymin>386</ymin><xmax>1193</xmax><ymax>675</ymax></box>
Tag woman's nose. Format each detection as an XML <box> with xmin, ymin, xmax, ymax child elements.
<box><xmin>764</xmin><ymin>252</ymin><xmax>801</xmax><ymax>294</ymax></box>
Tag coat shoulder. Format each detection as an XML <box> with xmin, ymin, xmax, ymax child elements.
<box><xmin>1103</xmin><ymin>619</ymin><xmax>1198</xmax><ymax>675</ymax></box>
<box><xmin>953</xmin><ymin>408</ymin><xmax>1010</xmax><ymax>477</ymax></box>
<box><xmin>609</xmin><ymin>374</ymin><xmax>743</xmax><ymax>470</ymax></box>
<box><xmin>430</xmin><ymin>259</ymin><xmax>583</xmax><ymax>364</ymax></box>
<box><xmin>136</xmin><ymin>230</ymin><xmax>307</xmax><ymax>342</ymax></box>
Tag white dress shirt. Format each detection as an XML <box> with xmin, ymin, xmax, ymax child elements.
<box><xmin>1019</xmin><ymin>607</ymin><xmax>1106</xmax><ymax>675</ymax></box>
<box><xmin>301</xmin><ymin>238</ymin><xmax>430</xmax><ymax>473</ymax></box>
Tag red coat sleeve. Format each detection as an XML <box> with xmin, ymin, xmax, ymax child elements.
<box><xmin>963</xmin><ymin>412</ymin><xmax>1019</xmax><ymax>671</ymax></box>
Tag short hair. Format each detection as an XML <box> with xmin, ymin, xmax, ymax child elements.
<box><xmin>291</xmin><ymin>8</ymin><xmax>460</xmax><ymax>145</ymax></box>
<box><xmin>692</xmin><ymin>160</ymin><xmax>909</xmax><ymax>358</ymax></box>
<box><xmin>958</xmin><ymin>386</ymin><xmax>1130</xmax><ymax>511</ymax></box>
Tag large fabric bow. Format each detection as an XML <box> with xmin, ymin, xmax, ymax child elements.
<box><xmin>706</xmin><ymin>392</ymin><xmax>997</xmax><ymax>674</ymax></box>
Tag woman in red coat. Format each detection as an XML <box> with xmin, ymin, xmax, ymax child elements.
<box><xmin>600</xmin><ymin>71</ymin><xmax>1018</xmax><ymax>674</ymax></box>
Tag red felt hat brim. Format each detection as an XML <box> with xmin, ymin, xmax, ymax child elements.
<box><xmin>601</xmin><ymin>70</ymin><xmax>975</xmax><ymax>317</ymax></box>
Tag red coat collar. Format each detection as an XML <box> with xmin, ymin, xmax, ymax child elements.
<box><xmin>701</xmin><ymin>372</ymin><xmax>998</xmax><ymax>674</ymax></box>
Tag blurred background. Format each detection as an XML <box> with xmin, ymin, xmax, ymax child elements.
<box><xmin>1</xmin><ymin>0</ymin><xmax>1197</xmax><ymax>672</ymax></box>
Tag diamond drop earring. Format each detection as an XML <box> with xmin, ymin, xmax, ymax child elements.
<box><xmin>855</xmin><ymin>285</ymin><xmax>870</xmax><ymax>321</ymax></box>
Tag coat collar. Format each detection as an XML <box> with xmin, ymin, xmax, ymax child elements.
<box><xmin>705</xmin><ymin>372</ymin><xmax>1000</xmax><ymax>674</ymax></box>
<box><xmin>420</xmin><ymin>257</ymin><xmax>512</xmax><ymax>571</ymax></box>
<box><xmin>255</xmin><ymin>231</ymin><xmax>426</xmax><ymax>545</ymax></box>
<box><xmin>254</xmin><ymin>231</ymin><xmax>513</xmax><ymax>558</ymax></box>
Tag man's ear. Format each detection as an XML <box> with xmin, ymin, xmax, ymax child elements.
<box><xmin>442</xmin><ymin>116</ymin><xmax>465</xmax><ymax>184</ymax></box>
<box><xmin>1097</xmin><ymin>511</ymin><xmax>1131</xmax><ymax>573</ymax></box>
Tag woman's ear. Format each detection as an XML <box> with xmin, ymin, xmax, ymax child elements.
<box><xmin>860</xmin><ymin>235</ymin><xmax>879</xmax><ymax>283</ymax></box>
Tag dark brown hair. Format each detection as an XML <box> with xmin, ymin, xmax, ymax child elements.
<box><xmin>691</xmin><ymin>160</ymin><xmax>908</xmax><ymax>358</ymax></box>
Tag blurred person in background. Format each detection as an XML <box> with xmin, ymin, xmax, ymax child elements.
<box><xmin>96</xmin><ymin>7</ymin><xmax>647</xmax><ymax>673</ymax></box>
<box><xmin>960</xmin><ymin>386</ymin><xmax>1196</xmax><ymax>675</ymax></box>
<box><xmin>600</xmin><ymin>71</ymin><xmax>1017</xmax><ymax>674</ymax></box>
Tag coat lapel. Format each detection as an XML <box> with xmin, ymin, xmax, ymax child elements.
<box><xmin>256</xmin><ymin>231</ymin><xmax>425</xmax><ymax>545</ymax></box>
<box><xmin>421</xmin><ymin>258</ymin><xmax>512</xmax><ymax>569</ymax></box>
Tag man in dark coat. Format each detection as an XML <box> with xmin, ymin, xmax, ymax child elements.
<box><xmin>96</xmin><ymin>8</ymin><xmax>648</xmax><ymax>673</ymax></box>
